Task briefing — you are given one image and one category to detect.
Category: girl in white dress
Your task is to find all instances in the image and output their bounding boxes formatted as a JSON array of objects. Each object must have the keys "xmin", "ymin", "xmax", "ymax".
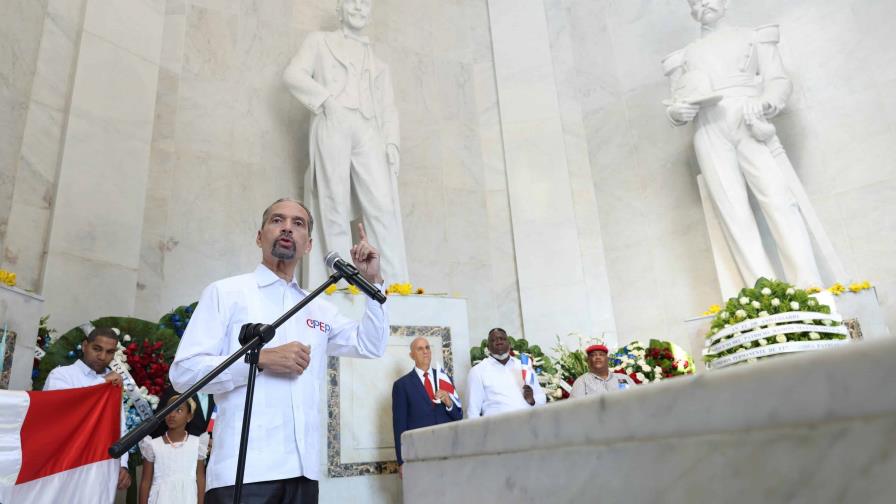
[{"xmin": 138, "ymin": 395, "xmax": 209, "ymax": 504}]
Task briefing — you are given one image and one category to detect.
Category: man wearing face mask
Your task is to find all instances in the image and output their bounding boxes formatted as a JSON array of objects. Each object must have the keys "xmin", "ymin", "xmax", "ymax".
[
  {"xmin": 466, "ymin": 328, "xmax": 546, "ymax": 418},
  {"xmin": 283, "ymin": 0, "xmax": 409, "ymax": 285}
]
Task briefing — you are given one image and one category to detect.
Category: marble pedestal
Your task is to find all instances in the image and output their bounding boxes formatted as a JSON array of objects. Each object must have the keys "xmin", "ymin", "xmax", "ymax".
[
  {"xmin": 318, "ymin": 294, "xmax": 469, "ymax": 504},
  {"xmin": 0, "ymin": 284, "xmax": 44, "ymax": 390},
  {"xmin": 402, "ymin": 337, "xmax": 896, "ymax": 504}
]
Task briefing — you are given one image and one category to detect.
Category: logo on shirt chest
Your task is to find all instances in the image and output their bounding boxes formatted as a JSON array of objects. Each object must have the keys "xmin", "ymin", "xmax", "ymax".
[{"xmin": 306, "ymin": 319, "xmax": 331, "ymax": 333}]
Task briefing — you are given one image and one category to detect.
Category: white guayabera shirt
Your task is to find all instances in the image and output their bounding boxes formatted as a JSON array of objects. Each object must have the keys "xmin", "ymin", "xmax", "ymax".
[{"xmin": 170, "ymin": 264, "xmax": 388, "ymax": 490}]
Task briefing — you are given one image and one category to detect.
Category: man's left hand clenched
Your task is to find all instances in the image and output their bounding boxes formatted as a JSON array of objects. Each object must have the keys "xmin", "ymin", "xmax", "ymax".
[{"xmin": 350, "ymin": 222, "xmax": 384, "ymax": 285}]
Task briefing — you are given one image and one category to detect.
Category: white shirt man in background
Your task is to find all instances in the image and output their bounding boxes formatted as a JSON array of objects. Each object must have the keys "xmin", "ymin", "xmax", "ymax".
[
  {"xmin": 44, "ymin": 327, "xmax": 131, "ymax": 500},
  {"xmin": 466, "ymin": 328, "xmax": 546, "ymax": 417}
]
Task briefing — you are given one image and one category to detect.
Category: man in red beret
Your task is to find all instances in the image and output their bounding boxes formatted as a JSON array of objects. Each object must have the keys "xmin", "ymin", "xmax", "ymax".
[{"xmin": 569, "ymin": 344, "xmax": 636, "ymax": 398}]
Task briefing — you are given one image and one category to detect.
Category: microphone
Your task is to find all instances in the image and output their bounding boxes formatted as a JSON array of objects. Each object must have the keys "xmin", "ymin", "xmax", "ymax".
[{"xmin": 325, "ymin": 251, "xmax": 387, "ymax": 304}]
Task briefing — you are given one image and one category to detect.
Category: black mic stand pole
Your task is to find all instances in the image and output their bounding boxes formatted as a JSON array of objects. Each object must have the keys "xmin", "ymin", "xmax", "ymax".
[{"xmin": 109, "ymin": 272, "xmax": 345, "ymax": 504}]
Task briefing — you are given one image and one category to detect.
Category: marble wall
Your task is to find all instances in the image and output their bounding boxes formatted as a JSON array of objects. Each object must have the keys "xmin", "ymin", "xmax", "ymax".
[
  {"xmin": 0, "ymin": 0, "xmax": 46, "ymax": 256},
  {"xmin": 488, "ymin": 0, "xmax": 617, "ymax": 352},
  {"xmin": 540, "ymin": 0, "xmax": 896, "ymax": 345}
]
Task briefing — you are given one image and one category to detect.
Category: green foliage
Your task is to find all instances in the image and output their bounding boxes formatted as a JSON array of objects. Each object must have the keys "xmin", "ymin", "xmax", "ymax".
[
  {"xmin": 551, "ymin": 337, "xmax": 589, "ymax": 384},
  {"xmin": 34, "ymin": 313, "xmax": 183, "ymax": 390}
]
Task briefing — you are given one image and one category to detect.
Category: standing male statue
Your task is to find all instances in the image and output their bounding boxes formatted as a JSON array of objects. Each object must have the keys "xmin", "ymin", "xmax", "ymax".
[
  {"xmin": 663, "ymin": 0, "xmax": 834, "ymax": 289},
  {"xmin": 284, "ymin": 0, "xmax": 409, "ymax": 284}
]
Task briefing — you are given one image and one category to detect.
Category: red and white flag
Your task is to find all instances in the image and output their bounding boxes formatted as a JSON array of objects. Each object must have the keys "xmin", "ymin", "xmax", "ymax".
[
  {"xmin": 0, "ymin": 383, "xmax": 121, "ymax": 504},
  {"xmin": 207, "ymin": 405, "xmax": 218, "ymax": 433},
  {"xmin": 435, "ymin": 368, "xmax": 461, "ymax": 408}
]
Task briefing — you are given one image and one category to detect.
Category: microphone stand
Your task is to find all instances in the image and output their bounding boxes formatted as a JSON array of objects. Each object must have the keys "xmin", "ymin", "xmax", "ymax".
[{"xmin": 110, "ymin": 271, "xmax": 346, "ymax": 504}]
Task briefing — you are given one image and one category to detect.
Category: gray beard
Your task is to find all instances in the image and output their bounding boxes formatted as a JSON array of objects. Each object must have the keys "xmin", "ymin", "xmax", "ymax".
[{"xmin": 272, "ymin": 244, "xmax": 296, "ymax": 260}]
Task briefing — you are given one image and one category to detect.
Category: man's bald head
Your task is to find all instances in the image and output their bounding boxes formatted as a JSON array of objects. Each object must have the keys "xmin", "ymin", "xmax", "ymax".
[{"xmin": 409, "ymin": 337, "xmax": 432, "ymax": 370}]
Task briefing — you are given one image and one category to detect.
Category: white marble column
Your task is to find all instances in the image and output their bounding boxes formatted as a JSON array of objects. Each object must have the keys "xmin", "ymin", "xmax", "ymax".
[
  {"xmin": 41, "ymin": 0, "xmax": 165, "ymax": 332},
  {"xmin": 488, "ymin": 0, "xmax": 615, "ymax": 348}
]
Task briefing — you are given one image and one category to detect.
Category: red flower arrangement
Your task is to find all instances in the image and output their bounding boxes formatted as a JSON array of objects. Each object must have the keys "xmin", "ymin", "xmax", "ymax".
[
  {"xmin": 611, "ymin": 340, "xmax": 695, "ymax": 384},
  {"xmin": 124, "ymin": 340, "xmax": 170, "ymax": 397}
]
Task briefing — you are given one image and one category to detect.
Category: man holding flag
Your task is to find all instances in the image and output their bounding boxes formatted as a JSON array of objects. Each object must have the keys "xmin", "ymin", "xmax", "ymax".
[
  {"xmin": 391, "ymin": 337, "xmax": 462, "ymax": 477},
  {"xmin": 466, "ymin": 328, "xmax": 546, "ymax": 418}
]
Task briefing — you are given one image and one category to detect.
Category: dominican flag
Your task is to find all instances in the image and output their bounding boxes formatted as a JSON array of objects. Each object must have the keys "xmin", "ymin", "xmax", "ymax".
[
  {"xmin": 519, "ymin": 354, "xmax": 537, "ymax": 387},
  {"xmin": 207, "ymin": 405, "xmax": 218, "ymax": 433},
  {"xmin": 434, "ymin": 368, "xmax": 461, "ymax": 408},
  {"xmin": 0, "ymin": 383, "xmax": 121, "ymax": 504}
]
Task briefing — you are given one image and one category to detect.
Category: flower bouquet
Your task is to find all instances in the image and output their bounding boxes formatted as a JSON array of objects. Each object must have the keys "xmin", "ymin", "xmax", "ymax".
[
  {"xmin": 703, "ymin": 277, "xmax": 850, "ymax": 369},
  {"xmin": 610, "ymin": 340, "xmax": 695, "ymax": 384}
]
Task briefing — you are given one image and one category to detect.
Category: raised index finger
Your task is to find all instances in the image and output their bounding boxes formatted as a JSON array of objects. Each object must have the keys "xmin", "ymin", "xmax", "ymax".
[{"xmin": 357, "ymin": 222, "xmax": 368, "ymax": 243}]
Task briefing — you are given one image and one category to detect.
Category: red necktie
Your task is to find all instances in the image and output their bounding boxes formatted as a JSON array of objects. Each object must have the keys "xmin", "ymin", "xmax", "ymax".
[{"xmin": 423, "ymin": 371, "xmax": 435, "ymax": 402}]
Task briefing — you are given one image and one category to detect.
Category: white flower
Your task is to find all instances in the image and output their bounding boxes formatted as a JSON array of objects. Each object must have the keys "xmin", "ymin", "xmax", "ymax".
[
  {"xmin": 803, "ymin": 320, "xmax": 814, "ymax": 325},
  {"xmin": 733, "ymin": 332, "xmax": 742, "ymax": 338},
  {"xmin": 775, "ymin": 335, "xmax": 787, "ymax": 343},
  {"xmin": 735, "ymin": 309, "xmax": 747, "ymax": 319},
  {"xmin": 636, "ymin": 372, "xmax": 646, "ymax": 382},
  {"xmin": 807, "ymin": 300, "xmax": 817, "ymax": 307},
  {"xmin": 653, "ymin": 366, "xmax": 663, "ymax": 375},
  {"xmin": 736, "ymin": 348, "xmax": 745, "ymax": 353},
  {"xmin": 739, "ymin": 296, "xmax": 750, "ymax": 305},
  {"xmin": 758, "ymin": 311, "xmax": 770, "ymax": 318},
  {"xmin": 123, "ymin": 334, "xmax": 131, "ymax": 342},
  {"xmin": 641, "ymin": 364, "xmax": 651, "ymax": 372},
  {"xmin": 768, "ymin": 322, "xmax": 777, "ymax": 328},
  {"xmin": 809, "ymin": 332, "xmax": 821, "ymax": 340},
  {"xmin": 626, "ymin": 367, "xmax": 634, "ymax": 374},
  {"xmin": 711, "ymin": 327, "xmax": 719, "ymax": 334},
  {"xmin": 637, "ymin": 359, "xmax": 647, "ymax": 367},
  {"xmin": 111, "ymin": 328, "xmax": 121, "ymax": 336},
  {"xmin": 761, "ymin": 287, "xmax": 772, "ymax": 296},
  {"xmin": 724, "ymin": 324, "xmax": 731, "ymax": 328},
  {"xmin": 822, "ymin": 319, "xmax": 833, "ymax": 326},
  {"xmin": 790, "ymin": 301, "xmax": 800, "ymax": 310},
  {"xmin": 771, "ymin": 298, "xmax": 781, "ymax": 307},
  {"xmin": 751, "ymin": 301, "xmax": 761, "ymax": 309},
  {"xmin": 758, "ymin": 338, "xmax": 768, "ymax": 346},
  {"xmin": 742, "ymin": 341, "xmax": 753, "ymax": 349},
  {"xmin": 786, "ymin": 288, "xmax": 795, "ymax": 295},
  {"xmin": 720, "ymin": 311, "xmax": 729, "ymax": 320}
]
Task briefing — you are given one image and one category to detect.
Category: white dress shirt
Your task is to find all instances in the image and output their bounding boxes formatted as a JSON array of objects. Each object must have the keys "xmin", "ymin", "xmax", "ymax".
[
  {"xmin": 44, "ymin": 359, "xmax": 129, "ymax": 469},
  {"xmin": 414, "ymin": 367, "xmax": 453, "ymax": 411},
  {"xmin": 466, "ymin": 356, "xmax": 546, "ymax": 417},
  {"xmin": 169, "ymin": 264, "xmax": 388, "ymax": 489}
]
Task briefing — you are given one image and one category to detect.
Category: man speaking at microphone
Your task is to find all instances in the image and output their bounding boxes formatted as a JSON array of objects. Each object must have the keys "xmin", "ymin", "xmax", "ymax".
[{"xmin": 170, "ymin": 197, "xmax": 389, "ymax": 504}]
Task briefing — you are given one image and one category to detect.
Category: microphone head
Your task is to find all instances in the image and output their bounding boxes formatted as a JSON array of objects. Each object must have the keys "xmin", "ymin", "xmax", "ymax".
[{"xmin": 324, "ymin": 251, "xmax": 341, "ymax": 269}]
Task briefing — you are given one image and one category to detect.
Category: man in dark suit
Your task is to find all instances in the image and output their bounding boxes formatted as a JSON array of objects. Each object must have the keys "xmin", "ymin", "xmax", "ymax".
[{"xmin": 392, "ymin": 337, "xmax": 462, "ymax": 477}]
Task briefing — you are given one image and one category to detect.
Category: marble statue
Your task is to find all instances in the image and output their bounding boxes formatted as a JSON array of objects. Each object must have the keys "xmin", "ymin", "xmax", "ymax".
[
  {"xmin": 662, "ymin": 0, "xmax": 846, "ymax": 290},
  {"xmin": 283, "ymin": 0, "xmax": 409, "ymax": 284}
]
